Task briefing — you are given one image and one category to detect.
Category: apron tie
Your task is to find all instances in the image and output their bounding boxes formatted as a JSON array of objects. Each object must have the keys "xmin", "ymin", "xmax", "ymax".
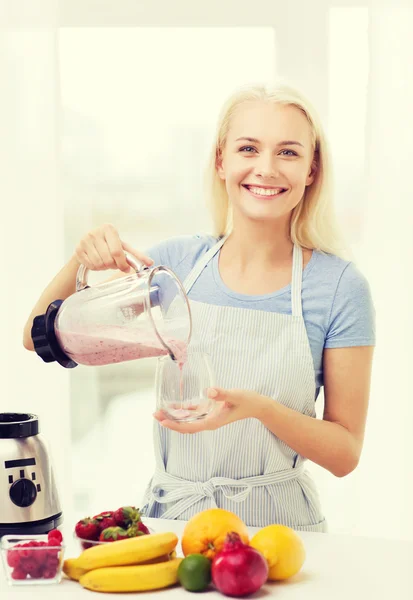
[{"xmin": 146, "ymin": 463, "xmax": 305, "ymax": 520}]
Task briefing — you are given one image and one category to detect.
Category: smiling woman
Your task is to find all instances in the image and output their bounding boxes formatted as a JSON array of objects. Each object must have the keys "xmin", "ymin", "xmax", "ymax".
[
  {"xmin": 142, "ymin": 83, "xmax": 375, "ymax": 529},
  {"xmin": 23, "ymin": 81, "xmax": 375, "ymax": 533}
]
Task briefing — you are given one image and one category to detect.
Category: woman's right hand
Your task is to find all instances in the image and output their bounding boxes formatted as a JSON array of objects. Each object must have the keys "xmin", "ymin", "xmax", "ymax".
[{"xmin": 74, "ymin": 223, "xmax": 154, "ymax": 273}]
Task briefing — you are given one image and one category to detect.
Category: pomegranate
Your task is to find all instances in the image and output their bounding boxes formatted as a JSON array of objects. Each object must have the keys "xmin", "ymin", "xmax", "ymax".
[{"xmin": 211, "ymin": 532, "xmax": 268, "ymax": 597}]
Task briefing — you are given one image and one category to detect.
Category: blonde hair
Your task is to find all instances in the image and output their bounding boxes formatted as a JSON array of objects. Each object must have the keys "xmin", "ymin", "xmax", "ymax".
[{"xmin": 205, "ymin": 83, "xmax": 348, "ymax": 259}]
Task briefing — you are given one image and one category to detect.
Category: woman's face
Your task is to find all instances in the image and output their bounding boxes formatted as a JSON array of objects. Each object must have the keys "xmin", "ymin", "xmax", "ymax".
[{"xmin": 217, "ymin": 101, "xmax": 316, "ymax": 226}]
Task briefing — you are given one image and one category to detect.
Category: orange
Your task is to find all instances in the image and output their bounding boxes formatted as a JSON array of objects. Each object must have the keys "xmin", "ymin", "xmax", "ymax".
[
  {"xmin": 250, "ymin": 524, "xmax": 305, "ymax": 580},
  {"xmin": 181, "ymin": 509, "xmax": 249, "ymax": 560}
]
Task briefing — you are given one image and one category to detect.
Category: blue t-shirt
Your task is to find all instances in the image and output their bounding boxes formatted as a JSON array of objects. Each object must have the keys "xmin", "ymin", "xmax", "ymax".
[{"xmin": 147, "ymin": 234, "xmax": 376, "ymax": 398}]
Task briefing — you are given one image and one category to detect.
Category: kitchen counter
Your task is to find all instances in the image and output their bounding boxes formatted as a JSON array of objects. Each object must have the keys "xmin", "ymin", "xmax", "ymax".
[{"xmin": 1, "ymin": 518, "xmax": 412, "ymax": 599}]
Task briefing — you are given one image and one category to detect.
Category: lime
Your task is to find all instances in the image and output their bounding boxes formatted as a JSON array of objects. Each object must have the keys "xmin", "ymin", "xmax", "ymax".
[{"xmin": 178, "ymin": 553, "xmax": 212, "ymax": 592}]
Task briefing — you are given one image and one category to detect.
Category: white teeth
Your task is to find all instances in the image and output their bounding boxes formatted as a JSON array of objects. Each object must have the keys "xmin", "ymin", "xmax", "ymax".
[{"xmin": 247, "ymin": 186, "xmax": 285, "ymax": 196}]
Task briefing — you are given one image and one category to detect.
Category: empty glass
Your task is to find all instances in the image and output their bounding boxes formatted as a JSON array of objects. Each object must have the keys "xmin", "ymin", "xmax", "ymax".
[{"xmin": 156, "ymin": 349, "xmax": 215, "ymax": 422}]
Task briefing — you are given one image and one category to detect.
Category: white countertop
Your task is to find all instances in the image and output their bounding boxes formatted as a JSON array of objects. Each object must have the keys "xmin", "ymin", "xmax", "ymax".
[{"xmin": 1, "ymin": 518, "xmax": 412, "ymax": 599}]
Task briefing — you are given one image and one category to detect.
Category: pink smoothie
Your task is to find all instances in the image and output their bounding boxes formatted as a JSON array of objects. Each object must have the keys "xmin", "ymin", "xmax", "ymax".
[{"xmin": 56, "ymin": 325, "xmax": 187, "ymax": 367}]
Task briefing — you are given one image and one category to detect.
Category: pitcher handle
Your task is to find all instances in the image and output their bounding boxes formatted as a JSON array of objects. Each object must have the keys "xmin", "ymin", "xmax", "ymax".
[{"xmin": 76, "ymin": 251, "xmax": 145, "ymax": 292}]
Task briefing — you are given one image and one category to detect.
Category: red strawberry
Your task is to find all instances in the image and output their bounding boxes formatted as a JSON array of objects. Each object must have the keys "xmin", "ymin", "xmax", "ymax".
[
  {"xmin": 48, "ymin": 529, "xmax": 63, "ymax": 545},
  {"xmin": 75, "ymin": 517, "xmax": 100, "ymax": 541},
  {"xmin": 93, "ymin": 511, "xmax": 115, "ymax": 520},
  {"xmin": 126, "ymin": 521, "xmax": 149, "ymax": 538},
  {"xmin": 99, "ymin": 527, "xmax": 129, "ymax": 542},
  {"xmin": 93, "ymin": 511, "xmax": 117, "ymax": 532},
  {"xmin": 113, "ymin": 506, "xmax": 141, "ymax": 528},
  {"xmin": 137, "ymin": 521, "xmax": 150, "ymax": 535}
]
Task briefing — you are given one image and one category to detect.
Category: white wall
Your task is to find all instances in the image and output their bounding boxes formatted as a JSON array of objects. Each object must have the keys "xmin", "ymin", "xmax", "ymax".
[
  {"xmin": 356, "ymin": 4, "xmax": 413, "ymax": 542},
  {"xmin": 0, "ymin": 24, "xmax": 74, "ymax": 523}
]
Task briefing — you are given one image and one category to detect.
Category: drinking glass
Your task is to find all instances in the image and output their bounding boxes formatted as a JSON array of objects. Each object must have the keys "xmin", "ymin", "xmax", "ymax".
[{"xmin": 155, "ymin": 349, "xmax": 215, "ymax": 422}]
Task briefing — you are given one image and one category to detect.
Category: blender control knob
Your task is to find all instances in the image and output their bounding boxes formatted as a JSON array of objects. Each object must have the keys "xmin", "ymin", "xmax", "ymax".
[{"xmin": 9, "ymin": 479, "xmax": 37, "ymax": 507}]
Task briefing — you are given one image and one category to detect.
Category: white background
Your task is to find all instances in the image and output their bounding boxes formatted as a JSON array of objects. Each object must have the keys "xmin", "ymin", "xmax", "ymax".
[{"xmin": 1, "ymin": 0, "xmax": 412, "ymax": 542}]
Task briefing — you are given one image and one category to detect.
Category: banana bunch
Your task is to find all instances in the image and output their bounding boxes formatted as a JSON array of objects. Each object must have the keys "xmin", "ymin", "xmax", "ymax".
[{"xmin": 63, "ymin": 532, "xmax": 181, "ymax": 593}]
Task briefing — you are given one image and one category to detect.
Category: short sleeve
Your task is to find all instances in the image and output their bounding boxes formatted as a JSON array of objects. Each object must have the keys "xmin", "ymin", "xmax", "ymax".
[
  {"xmin": 145, "ymin": 234, "xmax": 216, "ymax": 273},
  {"xmin": 324, "ymin": 262, "xmax": 376, "ymax": 348},
  {"xmin": 145, "ymin": 238, "xmax": 176, "ymax": 269}
]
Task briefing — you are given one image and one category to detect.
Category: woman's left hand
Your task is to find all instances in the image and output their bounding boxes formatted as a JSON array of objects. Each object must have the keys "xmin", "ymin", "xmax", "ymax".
[{"xmin": 153, "ymin": 388, "xmax": 271, "ymax": 433}]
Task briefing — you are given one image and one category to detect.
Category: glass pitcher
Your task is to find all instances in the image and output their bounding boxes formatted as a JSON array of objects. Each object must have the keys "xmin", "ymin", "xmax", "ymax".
[{"xmin": 31, "ymin": 253, "xmax": 192, "ymax": 368}]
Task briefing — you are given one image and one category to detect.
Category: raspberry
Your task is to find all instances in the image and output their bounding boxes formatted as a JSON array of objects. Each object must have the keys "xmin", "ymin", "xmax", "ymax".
[
  {"xmin": 23, "ymin": 558, "xmax": 38, "ymax": 576},
  {"xmin": 47, "ymin": 529, "xmax": 63, "ymax": 545},
  {"xmin": 46, "ymin": 555, "xmax": 59, "ymax": 571},
  {"xmin": 11, "ymin": 567, "xmax": 27, "ymax": 580},
  {"xmin": 19, "ymin": 546, "xmax": 33, "ymax": 560},
  {"xmin": 36, "ymin": 545, "xmax": 49, "ymax": 564},
  {"xmin": 42, "ymin": 568, "xmax": 56, "ymax": 579},
  {"xmin": 30, "ymin": 566, "xmax": 45, "ymax": 579},
  {"xmin": 7, "ymin": 549, "xmax": 20, "ymax": 568}
]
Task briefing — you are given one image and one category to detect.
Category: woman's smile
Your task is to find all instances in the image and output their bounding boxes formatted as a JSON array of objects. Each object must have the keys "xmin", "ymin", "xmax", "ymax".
[{"xmin": 242, "ymin": 184, "xmax": 288, "ymax": 199}]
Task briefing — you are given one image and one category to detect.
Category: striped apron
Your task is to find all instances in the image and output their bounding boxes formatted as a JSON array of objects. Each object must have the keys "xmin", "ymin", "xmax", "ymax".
[{"xmin": 142, "ymin": 237, "xmax": 327, "ymax": 532}]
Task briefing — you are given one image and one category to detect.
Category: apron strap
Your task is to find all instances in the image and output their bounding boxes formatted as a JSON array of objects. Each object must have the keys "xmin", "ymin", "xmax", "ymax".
[
  {"xmin": 291, "ymin": 244, "xmax": 303, "ymax": 317},
  {"xmin": 183, "ymin": 236, "xmax": 228, "ymax": 294},
  {"xmin": 184, "ymin": 236, "xmax": 304, "ymax": 318}
]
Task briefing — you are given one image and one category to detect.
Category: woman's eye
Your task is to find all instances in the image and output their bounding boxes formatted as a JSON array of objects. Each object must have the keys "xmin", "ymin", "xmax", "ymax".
[
  {"xmin": 239, "ymin": 146, "xmax": 257, "ymax": 153},
  {"xmin": 279, "ymin": 149, "xmax": 298, "ymax": 156}
]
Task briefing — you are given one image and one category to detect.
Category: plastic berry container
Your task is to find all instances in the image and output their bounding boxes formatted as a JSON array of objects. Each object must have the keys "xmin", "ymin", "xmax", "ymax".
[{"xmin": 0, "ymin": 533, "xmax": 65, "ymax": 586}]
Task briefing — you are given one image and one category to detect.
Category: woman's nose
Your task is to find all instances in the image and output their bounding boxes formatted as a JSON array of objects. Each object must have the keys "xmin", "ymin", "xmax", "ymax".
[{"xmin": 255, "ymin": 154, "xmax": 279, "ymax": 179}]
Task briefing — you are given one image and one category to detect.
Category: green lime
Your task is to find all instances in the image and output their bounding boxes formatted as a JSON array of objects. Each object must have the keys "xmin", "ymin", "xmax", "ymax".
[{"xmin": 178, "ymin": 553, "xmax": 212, "ymax": 592}]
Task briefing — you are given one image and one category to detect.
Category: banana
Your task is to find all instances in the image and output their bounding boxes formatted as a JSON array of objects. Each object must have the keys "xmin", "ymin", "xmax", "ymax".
[
  {"xmin": 75, "ymin": 532, "xmax": 178, "ymax": 571},
  {"xmin": 140, "ymin": 550, "xmax": 177, "ymax": 565},
  {"xmin": 63, "ymin": 549, "xmax": 177, "ymax": 581},
  {"xmin": 63, "ymin": 558, "xmax": 88, "ymax": 581},
  {"xmin": 79, "ymin": 557, "xmax": 183, "ymax": 593}
]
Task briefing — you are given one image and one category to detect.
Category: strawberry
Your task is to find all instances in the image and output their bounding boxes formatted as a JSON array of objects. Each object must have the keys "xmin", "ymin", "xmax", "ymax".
[
  {"xmin": 126, "ymin": 521, "xmax": 149, "ymax": 538},
  {"xmin": 99, "ymin": 527, "xmax": 129, "ymax": 542},
  {"xmin": 75, "ymin": 517, "xmax": 100, "ymax": 541},
  {"xmin": 93, "ymin": 511, "xmax": 117, "ymax": 532},
  {"xmin": 137, "ymin": 521, "xmax": 150, "ymax": 535},
  {"xmin": 113, "ymin": 506, "xmax": 141, "ymax": 528}
]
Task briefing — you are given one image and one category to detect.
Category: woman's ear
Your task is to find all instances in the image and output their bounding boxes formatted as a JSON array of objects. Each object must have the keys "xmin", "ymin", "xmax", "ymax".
[
  {"xmin": 306, "ymin": 152, "xmax": 318, "ymax": 186},
  {"xmin": 216, "ymin": 149, "xmax": 226, "ymax": 180}
]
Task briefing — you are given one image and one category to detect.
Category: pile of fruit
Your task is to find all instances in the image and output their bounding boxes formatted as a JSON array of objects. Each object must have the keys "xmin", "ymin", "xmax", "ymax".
[
  {"xmin": 6, "ymin": 529, "xmax": 63, "ymax": 581},
  {"xmin": 63, "ymin": 531, "xmax": 180, "ymax": 592},
  {"xmin": 178, "ymin": 509, "xmax": 306, "ymax": 596},
  {"xmin": 75, "ymin": 506, "xmax": 150, "ymax": 548},
  {"xmin": 64, "ymin": 508, "xmax": 306, "ymax": 596}
]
